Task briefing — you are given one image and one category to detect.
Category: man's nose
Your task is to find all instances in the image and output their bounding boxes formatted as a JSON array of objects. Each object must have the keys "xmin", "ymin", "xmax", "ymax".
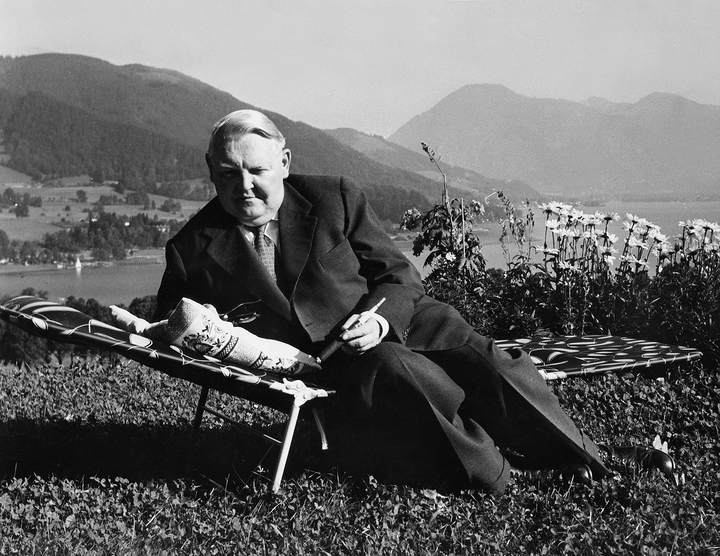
[{"xmin": 237, "ymin": 171, "xmax": 254, "ymax": 191}]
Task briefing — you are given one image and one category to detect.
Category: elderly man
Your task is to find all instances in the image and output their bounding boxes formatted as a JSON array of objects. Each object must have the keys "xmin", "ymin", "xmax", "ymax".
[{"xmin": 155, "ymin": 109, "xmax": 659, "ymax": 493}]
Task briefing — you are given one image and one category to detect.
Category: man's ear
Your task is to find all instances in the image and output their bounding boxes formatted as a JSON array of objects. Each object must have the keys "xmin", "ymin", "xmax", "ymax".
[
  {"xmin": 205, "ymin": 152, "xmax": 214, "ymax": 182},
  {"xmin": 281, "ymin": 148, "xmax": 291, "ymax": 178}
]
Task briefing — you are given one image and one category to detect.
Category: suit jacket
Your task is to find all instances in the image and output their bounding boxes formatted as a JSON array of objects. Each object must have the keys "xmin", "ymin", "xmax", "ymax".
[{"xmin": 155, "ymin": 175, "xmax": 473, "ymax": 355}]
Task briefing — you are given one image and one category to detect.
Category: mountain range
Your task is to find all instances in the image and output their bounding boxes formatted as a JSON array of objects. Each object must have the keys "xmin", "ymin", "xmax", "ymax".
[
  {"xmin": 2, "ymin": 53, "xmax": 717, "ymax": 213},
  {"xmin": 0, "ymin": 54, "xmax": 437, "ymax": 222},
  {"xmin": 389, "ymin": 84, "xmax": 720, "ymax": 199},
  {"xmin": 323, "ymin": 128, "xmax": 540, "ymax": 202}
]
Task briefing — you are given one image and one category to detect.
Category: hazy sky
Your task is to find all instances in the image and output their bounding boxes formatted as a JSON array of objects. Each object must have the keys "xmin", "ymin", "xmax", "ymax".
[{"xmin": 2, "ymin": 0, "xmax": 719, "ymax": 136}]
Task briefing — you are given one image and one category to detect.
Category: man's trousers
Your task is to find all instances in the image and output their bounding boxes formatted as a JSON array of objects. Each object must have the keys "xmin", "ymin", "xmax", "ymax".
[{"xmin": 325, "ymin": 332, "xmax": 609, "ymax": 493}]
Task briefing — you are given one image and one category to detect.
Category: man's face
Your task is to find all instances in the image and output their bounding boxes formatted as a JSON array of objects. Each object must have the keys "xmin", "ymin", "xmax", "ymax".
[{"xmin": 206, "ymin": 133, "xmax": 290, "ymax": 227}]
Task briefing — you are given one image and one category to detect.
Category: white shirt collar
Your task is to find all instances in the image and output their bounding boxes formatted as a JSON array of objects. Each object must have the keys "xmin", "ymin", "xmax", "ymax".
[{"xmin": 241, "ymin": 218, "xmax": 279, "ymax": 250}]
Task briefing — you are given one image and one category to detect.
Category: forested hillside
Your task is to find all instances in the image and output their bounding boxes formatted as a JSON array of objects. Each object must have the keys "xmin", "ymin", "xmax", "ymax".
[
  {"xmin": 0, "ymin": 90, "xmax": 206, "ymax": 185},
  {"xmin": 0, "ymin": 54, "xmax": 435, "ymax": 222}
]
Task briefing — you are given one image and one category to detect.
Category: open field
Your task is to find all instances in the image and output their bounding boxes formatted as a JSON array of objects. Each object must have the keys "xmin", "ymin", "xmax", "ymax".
[
  {"xmin": 0, "ymin": 164, "xmax": 32, "ymax": 185},
  {"xmin": 1, "ymin": 357, "xmax": 718, "ymax": 554},
  {"xmin": 0, "ymin": 183, "xmax": 207, "ymax": 242}
]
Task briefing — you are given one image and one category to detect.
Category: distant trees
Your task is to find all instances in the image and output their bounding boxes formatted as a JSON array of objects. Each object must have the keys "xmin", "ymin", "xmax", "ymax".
[
  {"xmin": 125, "ymin": 190, "xmax": 151, "ymax": 207},
  {"xmin": 0, "ymin": 230, "xmax": 10, "ymax": 260},
  {"xmin": 14, "ymin": 204, "xmax": 29, "ymax": 217},
  {"xmin": 1, "ymin": 188, "xmax": 15, "ymax": 206},
  {"xmin": 41, "ymin": 212, "xmax": 186, "ymax": 261},
  {"xmin": 1, "ymin": 187, "xmax": 42, "ymax": 212},
  {"xmin": 128, "ymin": 295, "xmax": 157, "ymax": 321},
  {"xmin": 363, "ymin": 182, "xmax": 430, "ymax": 223},
  {"xmin": 0, "ymin": 212, "xmax": 185, "ymax": 264},
  {"xmin": 76, "ymin": 189, "xmax": 88, "ymax": 203},
  {"xmin": 0, "ymin": 90, "xmax": 207, "ymax": 184},
  {"xmin": 0, "ymin": 288, "xmax": 51, "ymax": 364},
  {"xmin": 95, "ymin": 194, "xmax": 123, "ymax": 207},
  {"xmin": 0, "ymin": 187, "xmax": 41, "ymax": 217},
  {"xmin": 65, "ymin": 296, "xmax": 113, "ymax": 323},
  {"xmin": 159, "ymin": 198, "xmax": 182, "ymax": 213}
]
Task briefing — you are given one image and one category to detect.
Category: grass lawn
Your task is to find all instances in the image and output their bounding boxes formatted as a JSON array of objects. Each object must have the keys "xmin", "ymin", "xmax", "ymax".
[{"xmin": 1, "ymin": 357, "xmax": 718, "ymax": 555}]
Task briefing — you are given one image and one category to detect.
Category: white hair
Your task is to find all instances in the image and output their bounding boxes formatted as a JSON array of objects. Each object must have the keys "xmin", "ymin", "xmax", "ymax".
[{"xmin": 207, "ymin": 109, "xmax": 286, "ymax": 155}]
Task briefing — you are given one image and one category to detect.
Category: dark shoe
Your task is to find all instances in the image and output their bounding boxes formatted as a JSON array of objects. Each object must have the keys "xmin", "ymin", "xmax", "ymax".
[
  {"xmin": 600, "ymin": 445, "xmax": 675, "ymax": 480},
  {"xmin": 554, "ymin": 463, "xmax": 593, "ymax": 486}
]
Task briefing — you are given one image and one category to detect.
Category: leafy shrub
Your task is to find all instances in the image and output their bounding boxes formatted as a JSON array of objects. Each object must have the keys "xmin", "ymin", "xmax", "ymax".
[
  {"xmin": 403, "ymin": 145, "xmax": 720, "ymax": 361},
  {"xmin": 0, "ymin": 292, "xmax": 158, "ymax": 365},
  {"xmin": 0, "ymin": 288, "xmax": 50, "ymax": 364},
  {"xmin": 644, "ymin": 220, "xmax": 720, "ymax": 358},
  {"xmin": 128, "ymin": 295, "xmax": 158, "ymax": 321}
]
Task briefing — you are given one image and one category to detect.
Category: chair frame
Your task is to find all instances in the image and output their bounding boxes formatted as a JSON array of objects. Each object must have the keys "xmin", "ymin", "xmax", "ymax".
[
  {"xmin": 0, "ymin": 296, "xmax": 333, "ymax": 493},
  {"xmin": 1, "ymin": 296, "xmax": 702, "ymax": 492},
  {"xmin": 189, "ymin": 380, "xmax": 330, "ymax": 493}
]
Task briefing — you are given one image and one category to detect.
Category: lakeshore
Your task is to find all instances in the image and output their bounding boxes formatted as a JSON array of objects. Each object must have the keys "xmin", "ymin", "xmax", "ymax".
[
  {"xmin": 0, "ymin": 249, "xmax": 166, "ymax": 305},
  {"xmin": 2, "ymin": 198, "xmax": 719, "ymax": 305}
]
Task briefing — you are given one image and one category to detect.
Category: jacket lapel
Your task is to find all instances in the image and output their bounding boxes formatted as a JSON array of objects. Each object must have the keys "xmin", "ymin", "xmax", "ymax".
[
  {"xmin": 204, "ymin": 222, "xmax": 292, "ymax": 321},
  {"xmin": 201, "ymin": 182, "xmax": 316, "ymax": 321},
  {"xmin": 278, "ymin": 183, "xmax": 317, "ymax": 296}
]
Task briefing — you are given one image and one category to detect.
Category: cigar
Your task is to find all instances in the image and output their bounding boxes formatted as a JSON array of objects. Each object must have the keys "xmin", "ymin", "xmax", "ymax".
[{"xmin": 319, "ymin": 298, "xmax": 386, "ymax": 362}]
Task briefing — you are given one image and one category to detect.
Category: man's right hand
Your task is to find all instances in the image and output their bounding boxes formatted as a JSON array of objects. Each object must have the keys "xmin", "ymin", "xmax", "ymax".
[{"xmin": 340, "ymin": 312, "xmax": 384, "ymax": 354}]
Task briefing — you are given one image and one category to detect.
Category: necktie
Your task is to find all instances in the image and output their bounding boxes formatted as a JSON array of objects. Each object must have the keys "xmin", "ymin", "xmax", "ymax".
[{"xmin": 252, "ymin": 224, "xmax": 276, "ymax": 282}]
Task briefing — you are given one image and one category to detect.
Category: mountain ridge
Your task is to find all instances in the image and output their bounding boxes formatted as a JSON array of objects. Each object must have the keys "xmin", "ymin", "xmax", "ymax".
[
  {"xmin": 0, "ymin": 53, "xmax": 437, "ymax": 221},
  {"xmin": 389, "ymin": 83, "xmax": 720, "ymax": 198},
  {"xmin": 324, "ymin": 127, "xmax": 543, "ymax": 202}
]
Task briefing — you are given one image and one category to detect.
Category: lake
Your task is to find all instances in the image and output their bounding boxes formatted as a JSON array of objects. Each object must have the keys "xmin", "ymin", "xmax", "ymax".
[
  {"xmin": 577, "ymin": 199, "xmax": 720, "ymax": 237},
  {"xmin": 1, "ymin": 199, "xmax": 718, "ymax": 306},
  {"xmin": 0, "ymin": 260, "xmax": 167, "ymax": 306}
]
